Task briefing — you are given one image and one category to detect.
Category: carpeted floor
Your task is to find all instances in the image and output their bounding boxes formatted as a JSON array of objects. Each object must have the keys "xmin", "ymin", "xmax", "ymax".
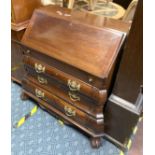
[{"xmin": 11, "ymin": 82, "xmax": 121, "ymax": 155}]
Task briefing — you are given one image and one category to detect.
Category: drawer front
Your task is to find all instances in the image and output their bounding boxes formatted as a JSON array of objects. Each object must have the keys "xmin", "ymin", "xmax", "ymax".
[
  {"xmin": 25, "ymin": 71, "xmax": 104, "ymax": 119},
  {"xmin": 23, "ymin": 55, "xmax": 107, "ymax": 106},
  {"xmin": 21, "ymin": 46, "xmax": 106, "ymax": 89},
  {"xmin": 22, "ymin": 79, "xmax": 104, "ymax": 133}
]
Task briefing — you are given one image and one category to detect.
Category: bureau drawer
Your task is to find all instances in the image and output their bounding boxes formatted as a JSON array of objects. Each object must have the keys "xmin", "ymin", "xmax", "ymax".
[
  {"xmin": 23, "ymin": 55, "xmax": 107, "ymax": 105},
  {"xmin": 22, "ymin": 79, "xmax": 104, "ymax": 134},
  {"xmin": 25, "ymin": 71, "xmax": 104, "ymax": 119},
  {"xmin": 22, "ymin": 46, "xmax": 106, "ymax": 89}
]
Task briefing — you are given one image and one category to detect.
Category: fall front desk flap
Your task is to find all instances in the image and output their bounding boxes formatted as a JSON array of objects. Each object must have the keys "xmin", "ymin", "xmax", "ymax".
[{"xmin": 22, "ymin": 5, "xmax": 127, "ymax": 80}]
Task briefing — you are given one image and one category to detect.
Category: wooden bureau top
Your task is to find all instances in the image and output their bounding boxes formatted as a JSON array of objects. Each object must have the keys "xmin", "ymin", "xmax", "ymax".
[{"xmin": 22, "ymin": 5, "xmax": 128, "ymax": 79}]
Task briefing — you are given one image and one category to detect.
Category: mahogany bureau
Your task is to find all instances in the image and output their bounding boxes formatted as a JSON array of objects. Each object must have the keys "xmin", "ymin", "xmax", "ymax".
[{"xmin": 20, "ymin": 5, "xmax": 129, "ymax": 148}]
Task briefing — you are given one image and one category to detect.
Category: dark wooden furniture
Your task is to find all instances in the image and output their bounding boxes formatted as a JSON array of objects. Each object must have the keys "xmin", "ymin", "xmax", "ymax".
[
  {"xmin": 20, "ymin": 5, "xmax": 129, "ymax": 148},
  {"xmin": 11, "ymin": 30, "xmax": 25, "ymax": 84},
  {"xmin": 12, "ymin": 0, "xmax": 142, "ymax": 151},
  {"xmin": 104, "ymin": 0, "xmax": 143, "ymax": 150},
  {"xmin": 11, "ymin": 0, "xmax": 44, "ymax": 84}
]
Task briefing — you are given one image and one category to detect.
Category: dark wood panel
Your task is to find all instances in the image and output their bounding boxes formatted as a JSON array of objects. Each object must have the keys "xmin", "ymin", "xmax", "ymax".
[
  {"xmin": 11, "ymin": 30, "xmax": 26, "ymax": 84},
  {"xmin": 104, "ymin": 96, "xmax": 142, "ymax": 146},
  {"xmin": 26, "ymin": 71, "xmax": 104, "ymax": 118},
  {"xmin": 104, "ymin": 0, "xmax": 143, "ymax": 150},
  {"xmin": 11, "ymin": 40, "xmax": 25, "ymax": 84},
  {"xmin": 11, "ymin": 30, "xmax": 25, "ymax": 41},
  {"xmin": 23, "ymin": 55, "xmax": 107, "ymax": 104},
  {"xmin": 20, "ymin": 5, "xmax": 131, "ymax": 149},
  {"xmin": 113, "ymin": 0, "xmax": 143, "ymax": 103}
]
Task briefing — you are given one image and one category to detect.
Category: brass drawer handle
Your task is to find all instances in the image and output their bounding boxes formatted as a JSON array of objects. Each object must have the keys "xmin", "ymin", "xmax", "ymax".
[
  {"xmin": 35, "ymin": 63, "xmax": 45, "ymax": 73},
  {"xmin": 37, "ymin": 76, "xmax": 48, "ymax": 84},
  {"xmin": 35, "ymin": 89, "xmax": 45, "ymax": 99},
  {"xmin": 64, "ymin": 106, "xmax": 76, "ymax": 117},
  {"xmin": 68, "ymin": 91, "xmax": 80, "ymax": 102},
  {"xmin": 67, "ymin": 79, "xmax": 80, "ymax": 91}
]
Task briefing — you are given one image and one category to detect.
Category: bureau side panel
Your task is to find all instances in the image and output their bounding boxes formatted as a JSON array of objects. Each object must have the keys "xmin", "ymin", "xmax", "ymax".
[{"xmin": 11, "ymin": 40, "xmax": 25, "ymax": 84}]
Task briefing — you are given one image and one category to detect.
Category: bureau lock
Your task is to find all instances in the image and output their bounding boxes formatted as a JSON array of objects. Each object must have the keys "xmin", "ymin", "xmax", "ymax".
[
  {"xmin": 35, "ymin": 63, "xmax": 45, "ymax": 73},
  {"xmin": 67, "ymin": 79, "xmax": 80, "ymax": 91}
]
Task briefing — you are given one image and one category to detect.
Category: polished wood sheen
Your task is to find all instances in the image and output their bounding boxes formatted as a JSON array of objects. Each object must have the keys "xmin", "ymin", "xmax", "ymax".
[
  {"xmin": 11, "ymin": 2, "xmax": 130, "ymax": 85},
  {"xmin": 22, "ymin": 79, "xmax": 104, "ymax": 133},
  {"xmin": 23, "ymin": 55, "xmax": 107, "ymax": 105},
  {"xmin": 21, "ymin": 5, "xmax": 131, "ymax": 148},
  {"xmin": 11, "ymin": 0, "xmax": 43, "ymax": 31},
  {"xmin": 25, "ymin": 71, "xmax": 104, "ymax": 118},
  {"xmin": 22, "ymin": 6, "xmax": 126, "ymax": 79}
]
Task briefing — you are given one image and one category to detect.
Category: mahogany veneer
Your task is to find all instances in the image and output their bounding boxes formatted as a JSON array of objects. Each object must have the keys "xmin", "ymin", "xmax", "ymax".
[{"xmin": 21, "ymin": 5, "xmax": 129, "ymax": 148}]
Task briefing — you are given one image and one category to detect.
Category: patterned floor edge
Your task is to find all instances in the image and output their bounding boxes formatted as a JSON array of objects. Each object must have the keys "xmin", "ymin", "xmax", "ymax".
[{"xmin": 12, "ymin": 82, "xmax": 133, "ymax": 155}]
